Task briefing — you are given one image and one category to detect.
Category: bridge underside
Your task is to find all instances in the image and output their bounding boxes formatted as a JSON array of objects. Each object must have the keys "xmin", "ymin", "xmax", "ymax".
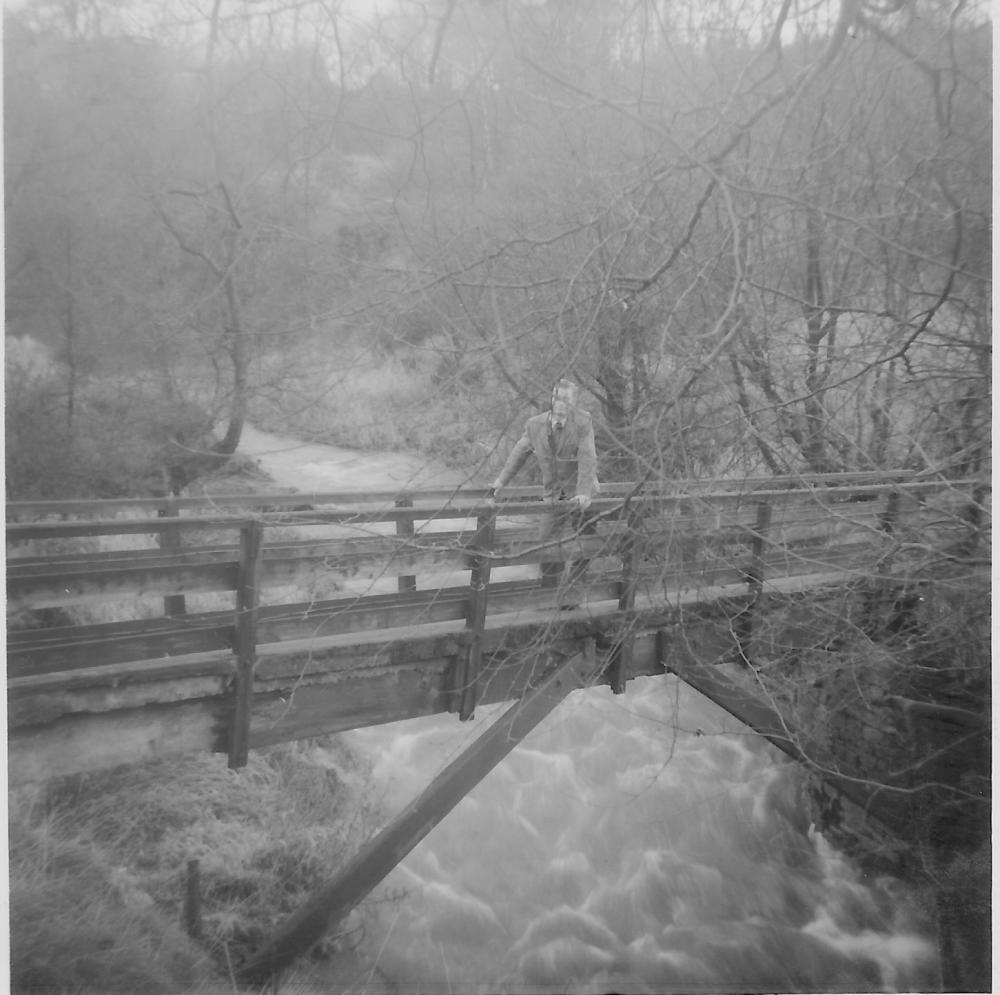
[{"xmin": 7, "ymin": 591, "xmax": 723, "ymax": 782}]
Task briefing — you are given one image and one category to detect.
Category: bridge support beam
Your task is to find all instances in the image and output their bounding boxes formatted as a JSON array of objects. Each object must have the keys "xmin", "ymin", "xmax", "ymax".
[
  {"xmin": 664, "ymin": 646, "xmax": 902, "ymax": 836},
  {"xmin": 238, "ymin": 639, "xmax": 602, "ymax": 986}
]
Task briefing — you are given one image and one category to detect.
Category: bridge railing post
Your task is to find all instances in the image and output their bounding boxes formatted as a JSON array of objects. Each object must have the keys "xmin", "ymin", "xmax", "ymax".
[
  {"xmin": 608, "ymin": 505, "xmax": 643, "ymax": 694},
  {"xmin": 395, "ymin": 495, "xmax": 417, "ymax": 592},
  {"xmin": 456, "ymin": 508, "xmax": 496, "ymax": 721},
  {"xmin": 158, "ymin": 495, "xmax": 186, "ymax": 618},
  {"xmin": 734, "ymin": 499, "xmax": 772, "ymax": 664},
  {"xmin": 230, "ymin": 518, "xmax": 264, "ymax": 769}
]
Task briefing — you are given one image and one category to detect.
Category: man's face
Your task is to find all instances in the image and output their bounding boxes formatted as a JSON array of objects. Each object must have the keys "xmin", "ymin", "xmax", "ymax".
[
  {"xmin": 550, "ymin": 380, "xmax": 577, "ymax": 429},
  {"xmin": 551, "ymin": 399, "xmax": 569, "ymax": 429}
]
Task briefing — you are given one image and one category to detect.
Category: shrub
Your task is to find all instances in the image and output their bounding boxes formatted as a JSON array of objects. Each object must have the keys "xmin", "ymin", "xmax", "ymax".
[
  {"xmin": 32, "ymin": 736, "xmax": 384, "ymax": 976},
  {"xmin": 5, "ymin": 361, "xmax": 218, "ymax": 500},
  {"xmin": 9, "ymin": 806, "xmax": 214, "ymax": 993}
]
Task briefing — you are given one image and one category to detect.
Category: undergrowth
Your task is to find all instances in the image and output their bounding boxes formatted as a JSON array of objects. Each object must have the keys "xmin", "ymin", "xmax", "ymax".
[{"xmin": 10, "ymin": 737, "xmax": 387, "ymax": 994}]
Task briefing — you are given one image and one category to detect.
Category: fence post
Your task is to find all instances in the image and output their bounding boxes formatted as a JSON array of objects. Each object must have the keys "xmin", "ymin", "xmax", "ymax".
[
  {"xmin": 230, "ymin": 519, "xmax": 263, "ymax": 769},
  {"xmin": 456, "ymin": 509, "xmax": 496, "ymax": 721},
  {"xmin": 158, "ymin": 495, "xmax": 186, "ymax": 617},
  {"xmin": 734, "ymin": 500, "xmax": 772, "ymax": 664},
  {"xmin": 608, "ymin": 506, "xmax": 642, "ymax": 694},
  {"xmin": 395, "ymin": 495, "xmax": 417, "ymax": 593}
]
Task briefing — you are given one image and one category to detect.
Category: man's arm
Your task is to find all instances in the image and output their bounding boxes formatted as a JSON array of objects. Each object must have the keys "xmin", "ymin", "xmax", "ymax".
[{"xmin": 492, "ymin": 424, "xmax": 534, "ymax": 493}]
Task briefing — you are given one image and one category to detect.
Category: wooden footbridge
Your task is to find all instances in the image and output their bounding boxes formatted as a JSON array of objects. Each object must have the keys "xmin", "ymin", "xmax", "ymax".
[{"xmin": 7, "ymin": 470, "xmax": 989, "ymax": 980}]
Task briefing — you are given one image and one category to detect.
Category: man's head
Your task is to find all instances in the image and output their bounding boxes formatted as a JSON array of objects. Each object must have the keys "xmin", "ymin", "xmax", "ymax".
[{"xmin": 550, "ymin": 379, "xmax": 578, "ymax": 429}]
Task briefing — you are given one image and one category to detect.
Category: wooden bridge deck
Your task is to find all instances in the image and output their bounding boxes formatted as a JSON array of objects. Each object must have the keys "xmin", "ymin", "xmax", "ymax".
[{"xmin": 7, "ymin": 472, "xmax": 989, "ymax": 789}]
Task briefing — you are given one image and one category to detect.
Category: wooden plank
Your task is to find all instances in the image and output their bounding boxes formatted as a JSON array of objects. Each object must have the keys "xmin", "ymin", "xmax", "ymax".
[
  {"xmin": 4, "ymin": 471, "xmax": 924, "ymax": 519},
  {"xmin": 7, "ymin": 545, "xmax": 231, "ymax": 573},
  {"xmin": 5, "ymin": 476, "xmax": 968, "ymax": 539},
  {"xmin": 6, "ymin": 531, "xmax": 474, "ymax": 582},
  {"xmin": 236, "ymin": 605, "xmax": 675, "ymax": 746},
  {"xmin": 6, "ymin": 521, "xmax": 622, "ymax": 616},
  {"xmin": 246, "ymin": 664, "xmax": 453, "ymax": 747},
  {"xmin": 7, "ymin": 515, "xmax": 250, "ymax": 541},
  {"xmin": 237, "ymin": 639, "xmax": 603, "ymax": 985},
  {"xmin": 7, "ymin": 560, "xmax": 240, "ymax": 607},
  {"xmin": 4, "ymin": 497, "xmax": 629, "ymax": 544},
  {"xmin": 490, "ymin": 530, "xmax": 624, "ymax": 567},
  {"xmin": 6, "ymin": 576, "xmax": 621, "ymax": 676},
  {"xmin": 7, "ymin": 620, "xmax": 235, "ymax": 676}
]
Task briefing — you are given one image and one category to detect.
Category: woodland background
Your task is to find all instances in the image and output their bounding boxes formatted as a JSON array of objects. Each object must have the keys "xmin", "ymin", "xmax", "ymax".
[{"xmin": 4, "ymin": 0, "xmax": 991, "ymax": 499}]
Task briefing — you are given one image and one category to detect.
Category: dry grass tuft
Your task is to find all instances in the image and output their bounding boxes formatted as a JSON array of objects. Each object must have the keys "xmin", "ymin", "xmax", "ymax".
[
  {"xmin": 11, "ymin": 736, "xmax": 384, "ymax": 993},
  {"xmin": 9, "ymin": 810, "xmax": 214, "ymax": 993}
]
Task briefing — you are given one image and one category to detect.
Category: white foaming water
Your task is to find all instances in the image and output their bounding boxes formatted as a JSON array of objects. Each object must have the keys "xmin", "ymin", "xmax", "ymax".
[{"xmin": 343, "ymin": 675, "xmax": 938, "ymax": 993}]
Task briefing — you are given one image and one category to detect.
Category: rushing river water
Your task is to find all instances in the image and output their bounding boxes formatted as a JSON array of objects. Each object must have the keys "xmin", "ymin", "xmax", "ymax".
[{"xmin": 341, "ymin": 676, "xmax": 938, "ymax": 994}]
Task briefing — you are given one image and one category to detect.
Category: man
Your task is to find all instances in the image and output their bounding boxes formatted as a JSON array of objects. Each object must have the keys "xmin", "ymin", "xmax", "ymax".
[{"xmin": 487, "ymin": 379, "xmax": 599, "ymax": 592}]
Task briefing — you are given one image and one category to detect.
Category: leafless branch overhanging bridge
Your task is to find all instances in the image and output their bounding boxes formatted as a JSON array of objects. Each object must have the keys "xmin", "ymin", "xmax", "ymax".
[{"xmin": 8, "ymin": 471, "xmax": 987, "ymax": 790}]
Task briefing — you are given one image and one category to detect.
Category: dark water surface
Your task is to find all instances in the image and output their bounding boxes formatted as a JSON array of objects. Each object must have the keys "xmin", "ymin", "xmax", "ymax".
[{"xmin": 339, "ymin": 675, "xmax": 937, "ymax": 994}]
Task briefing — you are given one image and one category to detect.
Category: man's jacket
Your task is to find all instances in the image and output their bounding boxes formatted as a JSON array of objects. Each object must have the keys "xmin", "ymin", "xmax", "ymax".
[{"xmin": 495, "ymin": 410, "xmax": 598, "ymax": 499}]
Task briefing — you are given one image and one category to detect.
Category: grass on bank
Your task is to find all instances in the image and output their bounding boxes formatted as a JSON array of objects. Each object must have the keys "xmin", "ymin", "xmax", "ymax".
[{"xmin": 10, "ymin": 737, "xmax": 387, "ymax": 994}]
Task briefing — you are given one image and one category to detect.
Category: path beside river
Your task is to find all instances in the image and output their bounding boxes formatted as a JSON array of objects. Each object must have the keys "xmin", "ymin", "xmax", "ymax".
[{"xmin": 236, "ymin": 423, "xmax": 468, "ymax": 494}]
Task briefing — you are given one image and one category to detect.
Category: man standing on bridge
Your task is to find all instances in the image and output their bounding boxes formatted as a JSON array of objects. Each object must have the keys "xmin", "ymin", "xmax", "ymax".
[{"xmin": 487, "ymin": 379, "xmax": 600, "ymax": 596}]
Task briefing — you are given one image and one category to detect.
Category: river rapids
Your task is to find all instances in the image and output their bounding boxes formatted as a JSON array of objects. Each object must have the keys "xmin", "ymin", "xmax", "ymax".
[{"xmin": 340, "ymin": 676, "xmax": 937, "ymax": 994}]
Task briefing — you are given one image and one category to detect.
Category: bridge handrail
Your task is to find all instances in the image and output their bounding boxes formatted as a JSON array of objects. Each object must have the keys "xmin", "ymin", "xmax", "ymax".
[
  {"xmin": 8, "ymin": 476, "xmax": 987, "ymax": 656},
  {"xmin": 7, "ymin": 471, "xmax": 990, "ymax": 779},
  {"xmin": 6, "ymin": 474, "xmax": 985, "ymax": 541},
  {"xmin": 4, "ymin": 468, "xmax": 937, "ymax": 518}
]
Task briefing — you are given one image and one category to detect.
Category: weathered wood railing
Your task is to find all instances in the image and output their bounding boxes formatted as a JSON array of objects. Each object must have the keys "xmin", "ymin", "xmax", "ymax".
[{"xmin": 6, "ymin": 472, "xmax": 988, "ymax": 785}]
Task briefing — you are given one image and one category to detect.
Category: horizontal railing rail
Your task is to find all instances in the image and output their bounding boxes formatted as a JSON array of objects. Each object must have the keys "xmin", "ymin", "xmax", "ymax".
[
  {"xmin": 4, "ymin": 469, "xmax": 927, "ymax": 519},
  {"xmin": 8, "ymin": 476, "xmax": 986, "ymax": 619}
]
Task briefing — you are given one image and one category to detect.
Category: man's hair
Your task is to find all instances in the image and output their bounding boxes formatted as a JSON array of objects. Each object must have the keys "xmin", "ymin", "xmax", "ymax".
[{"xmin": 551, "ymin": 379, "xmax": 579, "ymax": 408}]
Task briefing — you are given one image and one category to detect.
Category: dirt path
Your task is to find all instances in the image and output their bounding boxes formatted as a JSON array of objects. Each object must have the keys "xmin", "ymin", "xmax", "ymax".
[
  {"xmin": 236, "ymin": 423, "xmax": 468, "ymax": 494},
  {"xmin": 236, "ymin": 423, "xmax": 531, "ymax": 590}
]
